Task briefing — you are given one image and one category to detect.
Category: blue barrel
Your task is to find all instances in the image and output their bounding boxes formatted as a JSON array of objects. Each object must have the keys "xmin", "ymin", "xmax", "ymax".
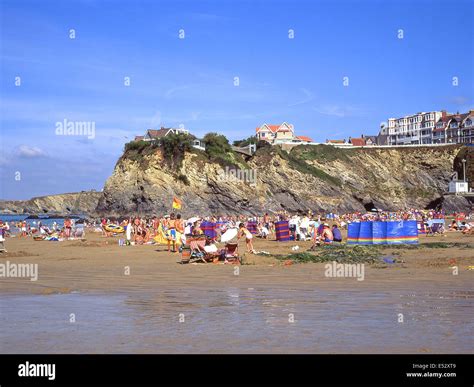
[
  {"xmin": 372, "ymin": 221, "xmax": 387, "ymax": 245},
  {"xmin": 347, "ymin": 222, "xmax": 360, "ymax": 245},
  {"xmin": 358, "ymin": 221, "xmax": 373, "ymax": 245}
]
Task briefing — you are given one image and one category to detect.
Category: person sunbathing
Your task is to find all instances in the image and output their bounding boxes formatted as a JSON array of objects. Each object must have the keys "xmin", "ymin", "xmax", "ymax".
[
  {"xmin": 462, "ymin": 222, "xmax": 473, "ymax": 235},
  {"xmin": 448, "ymin": 220, "xmax": 459, "ymax": 231}
]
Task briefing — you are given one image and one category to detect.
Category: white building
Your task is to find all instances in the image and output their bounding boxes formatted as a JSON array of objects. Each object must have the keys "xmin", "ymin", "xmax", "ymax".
[
  {"xmin": 448, "ymin": 181, "xmax": 469, "ymax": 194},
  {"xmin": 387, "ymin": 111, "xmax": 443, "ymax": 145}
]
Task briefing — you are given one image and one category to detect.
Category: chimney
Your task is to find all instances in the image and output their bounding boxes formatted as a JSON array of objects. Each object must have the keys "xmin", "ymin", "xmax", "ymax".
[
  {"xmin": 361, "ymin": 134, "xmax": 364, "ymax": 138},
  {"xmin": 441, "ymin": 110, "xmax": 447, "ymax": 118}
]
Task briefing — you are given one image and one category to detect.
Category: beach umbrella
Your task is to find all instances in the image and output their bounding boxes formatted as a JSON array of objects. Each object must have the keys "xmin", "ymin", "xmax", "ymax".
[
  {"xmin": 220, "ymin": 227, "xmax": 238, "ymax": 243},
  {"xmin": 187, "ymin": 217, "xmax": 200, "ymax": 224}
]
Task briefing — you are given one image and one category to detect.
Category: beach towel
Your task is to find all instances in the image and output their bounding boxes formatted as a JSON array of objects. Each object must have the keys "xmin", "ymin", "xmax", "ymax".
[{"xmin": 153, "ymin": 226, "xmax": 169, "ymax": 245}]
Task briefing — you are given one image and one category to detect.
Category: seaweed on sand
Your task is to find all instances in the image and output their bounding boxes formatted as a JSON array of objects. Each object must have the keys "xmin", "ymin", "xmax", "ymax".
[
  {"xmin": 258, "ymin": 245, "xmax": 381, "ymax": 264},
  {"xmin": 378, "ymin": 242, "xmax": 473, "ymax": 250},
  {"xmin": 255, "ymin": 241, "xmax": 474, "ymax": 265}
]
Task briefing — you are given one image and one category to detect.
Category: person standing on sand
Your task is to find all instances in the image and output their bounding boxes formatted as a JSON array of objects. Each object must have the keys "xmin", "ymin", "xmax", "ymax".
[
  {"xmin": 300, "ymin": 215, "xmax": 310, "ymax": 240},
  {"xmin": 167, "ymin": 213, "xmax": 177, "ymax": 252},
  {"xmin": 64, "ymin": 218, "xmax": 72, "ymax": 239},
  {"xmin": 175, "ymin": 214, "xmax": 185, "ymax": 246},
  {"xmin": 125, "ymin": 218, "xmax": 133, "ymax": 245},
  {"xmin": 0, "ymin": 220, "xmax": 7, "ymax": 252},
  {"xmin": 152, "ymin": 216, "xmax": 159, "ymax": 235},
  {"xmin": 238, "ymin": 222, "xmax": 255, "ymax": 254},
  {"xmin": 101, "ymin": 218, "xmax": 107, "ymax": 236},
  {"xmin": 20, "ymin": 221, "xmax": 27, "ymax": 237}
]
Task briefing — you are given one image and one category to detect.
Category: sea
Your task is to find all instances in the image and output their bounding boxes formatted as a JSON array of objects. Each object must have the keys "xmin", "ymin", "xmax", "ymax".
[
  {"xmin": 0, "ymin": 214, "xmax": 88, "ymax": 231},
  {"xmin": 1, "ymin": 287, "xmax": 472, "ymax": 353}
]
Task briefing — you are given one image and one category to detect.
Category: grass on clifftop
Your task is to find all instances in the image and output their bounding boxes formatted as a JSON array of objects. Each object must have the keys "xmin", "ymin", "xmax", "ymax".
[
  {"xmin": 275, "ymin": 146, "xmax": 342, "ymax": 186},
  {"xmin": 253, "ymin": 144, "xmax": 342, "ymax": 186},
  {"xmin": 291, "ymin": 144, "xmax": 355, "ymax": 163}
]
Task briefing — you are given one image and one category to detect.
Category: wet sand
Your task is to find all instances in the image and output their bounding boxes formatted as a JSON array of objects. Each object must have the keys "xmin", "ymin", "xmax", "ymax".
[{"xmin": 1, "ymin": 231, "xmax": 473, "ymax": 353}]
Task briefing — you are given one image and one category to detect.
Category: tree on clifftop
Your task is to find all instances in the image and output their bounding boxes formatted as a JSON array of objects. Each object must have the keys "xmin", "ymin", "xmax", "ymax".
[
  {"xmin": 160, "ymin": 133, "xmax": 193, "ymax": 169},
  {"xmin": 203, "ymin": 133, "xmax": 231, "ymax": 156},
  {"xmin": 203, "ymin": 132, "xmax": 241, "ymax": 167}
]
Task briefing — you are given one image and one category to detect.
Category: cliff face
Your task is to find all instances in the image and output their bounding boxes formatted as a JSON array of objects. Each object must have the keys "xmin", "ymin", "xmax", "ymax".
[
  {"xmin": 96, "ymin": 144, "xmax": 473, "ymax": 216},
  {"xmin": 3, "ymin": 145, "xmax": 470, "ymax": 217},
  {"xmin": 0, "ymin": 191, "xmax": 102, "ymax": 215}
]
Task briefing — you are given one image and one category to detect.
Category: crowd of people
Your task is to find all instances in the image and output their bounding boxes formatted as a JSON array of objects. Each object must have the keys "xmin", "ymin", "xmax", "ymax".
[
  {"xmin": 92, "ymin": 209, "xmax": 473, "ymax": 252},
  {"xmin": 0, "ymin": 209, "xmax": 472, "ymax": 255}
]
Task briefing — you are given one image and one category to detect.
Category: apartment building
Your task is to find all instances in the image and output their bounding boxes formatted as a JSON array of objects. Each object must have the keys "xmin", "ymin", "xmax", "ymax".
[
  {"xmin": 387, "ymin": 111, "xmax": 442, "ymax": 145},
  {"xmin": 433, "ymin": 110, "xmax": 474, "ymax": 144}
]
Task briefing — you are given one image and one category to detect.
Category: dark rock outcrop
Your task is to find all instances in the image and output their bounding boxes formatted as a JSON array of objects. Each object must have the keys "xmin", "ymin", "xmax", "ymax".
[{"xmin": 0, "ymin": 191, "xmax": 102, "ymax": 215}]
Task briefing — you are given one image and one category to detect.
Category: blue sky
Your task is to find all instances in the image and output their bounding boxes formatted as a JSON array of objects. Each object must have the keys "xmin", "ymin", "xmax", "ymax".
[{"xmin": 1, "ymin": 0, "xmax": 473, "ymax": 199}]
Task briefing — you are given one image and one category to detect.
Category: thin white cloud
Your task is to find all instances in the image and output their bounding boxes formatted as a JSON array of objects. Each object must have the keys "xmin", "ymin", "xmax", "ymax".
[
  {"xmin": 16, "ymin": 145, "xmax": 47, "ymax": 158},
  {"xmin": 165, "ymin": 84, "xmax": 201, "ymax": 99},
  {"xmin": 0, "ymin": 153, "xmax": 10, "ymax": 166},
  {"xmin": 313, "ymin": 104, "xmax": 367, "ymax": 118},
  {"xmin": 288, "ymin": 88, "xmax": 314, "ymax": 107}
]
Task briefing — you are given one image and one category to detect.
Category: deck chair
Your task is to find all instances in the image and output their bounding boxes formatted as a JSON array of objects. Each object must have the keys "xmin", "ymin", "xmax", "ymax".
[
  {"xmin": 179, "ymin": 236, "xmax": 208, "ymax": 264},
  {"xmin": 223, "ymin": 243, "xmax": 240, "ymax": 264}
]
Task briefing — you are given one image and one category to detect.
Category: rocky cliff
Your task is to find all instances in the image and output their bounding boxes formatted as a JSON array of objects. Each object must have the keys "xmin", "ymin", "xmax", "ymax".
[
  {"xmin": 0, "ymin": 191, "xmax": 102, "ymax": 215},
  {"xmin": 95, "ymin": 143, "xmax": 473, "ymax": 216}
]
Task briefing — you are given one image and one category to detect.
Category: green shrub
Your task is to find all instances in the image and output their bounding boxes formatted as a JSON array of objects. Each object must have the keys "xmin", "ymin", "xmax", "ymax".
[
  {"xmin": 203, "ymin": 132, "xmax": 241, "ymax": 167},
  {"xmin": 204, "ymin": 133, "xmax": 232, "ymax": 154},
  {"xmin": 124, "ymin": 140, "xmax": 149, "ymax": 153},
  {"xmin": 160, "ymin": 133, "xmax": 193, "ymax": 169}
]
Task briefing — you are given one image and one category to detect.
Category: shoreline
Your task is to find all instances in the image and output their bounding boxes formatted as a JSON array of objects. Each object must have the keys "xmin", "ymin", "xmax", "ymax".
[
  {"xmin": 1, "ymin": 231, "xmax": 473, "ymax": 295},
  {"xmin": 1, "ymin": 231, "xmax": 473, "ymax": 354}
]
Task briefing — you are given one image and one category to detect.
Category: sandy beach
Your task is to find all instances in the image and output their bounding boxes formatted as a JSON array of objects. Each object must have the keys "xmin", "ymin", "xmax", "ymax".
[
  {"xmin": 1, "ymin": 231, "xmax": 473, "ymax": 354},
  {"xmin": 1, "ymin": 230, "xmax": 474, "ymax": 295}
]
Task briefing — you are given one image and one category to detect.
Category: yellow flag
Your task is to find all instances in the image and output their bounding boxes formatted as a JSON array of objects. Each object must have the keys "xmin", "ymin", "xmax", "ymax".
[{"xmin": 172, "ymin": 197, "xmax": 182, "ymax": 210}]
